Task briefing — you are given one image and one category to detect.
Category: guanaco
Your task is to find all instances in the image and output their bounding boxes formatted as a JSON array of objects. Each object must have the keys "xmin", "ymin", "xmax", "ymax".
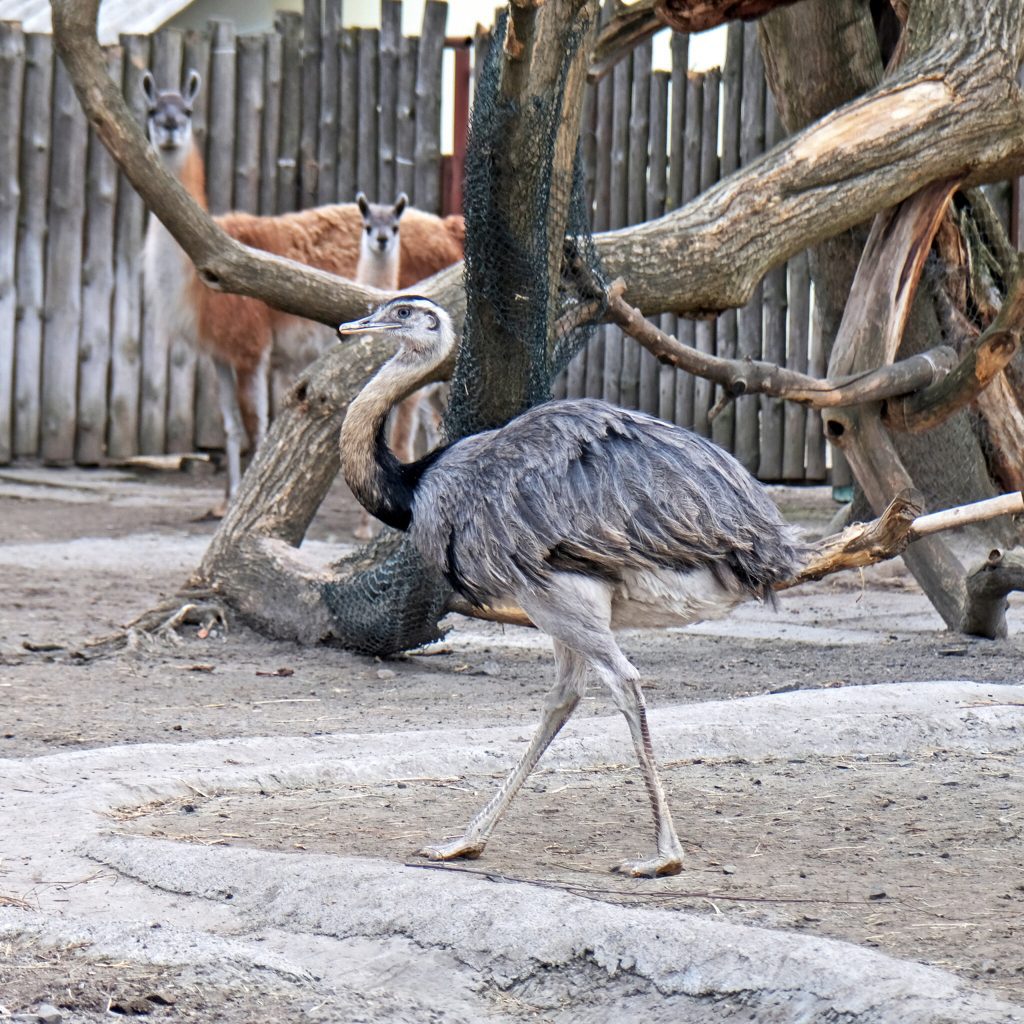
[{"xmin": 141, "ymin": 71, "xmax": 465, "ymax": 508}]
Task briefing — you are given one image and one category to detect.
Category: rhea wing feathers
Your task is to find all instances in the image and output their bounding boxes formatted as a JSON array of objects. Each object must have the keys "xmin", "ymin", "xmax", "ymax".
[{"xmin": 408, "ymin": 399, "xmax": 804, "ymax": 607}]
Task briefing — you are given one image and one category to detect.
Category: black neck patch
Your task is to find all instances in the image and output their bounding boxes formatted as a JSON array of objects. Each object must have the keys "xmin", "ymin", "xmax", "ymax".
[{"xmin": 368, "ymin": 421, "xmax": 449, "ymax": 532}]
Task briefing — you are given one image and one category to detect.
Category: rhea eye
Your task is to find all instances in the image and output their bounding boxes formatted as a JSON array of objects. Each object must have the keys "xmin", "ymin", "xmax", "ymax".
[{"xmin": 397, "ymin": 306, "xmax": 411, "ymax": 319}]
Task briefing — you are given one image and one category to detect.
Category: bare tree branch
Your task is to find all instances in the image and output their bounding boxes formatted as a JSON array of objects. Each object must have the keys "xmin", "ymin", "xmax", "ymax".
[
  {"xmin": 657, "ymin": 0, "xmax": 803, "ymax": 33},
  {"xmin": 604, "ymin": 280, "xmax": 958, "ymax": 410}
]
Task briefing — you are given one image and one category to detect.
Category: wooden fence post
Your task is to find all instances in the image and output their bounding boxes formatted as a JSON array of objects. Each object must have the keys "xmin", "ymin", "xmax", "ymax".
[
  {"xmin": 674, "ymin": 69, "xmax": 702, "ymax": 429},
  {"xmin": 602, "ymin": 52, "xmax": 631, "ymax": 408},
  {"xmin": 106, "ymin": 33, "xmax": 148, "ymax": 460},
  {"xmin": 0, "ymin": 23, "xmax": 25, "ymax": 464},
  {"xmin": 805, "ymin": 291, "xmax": 828, "ymax": 481},
  {"xmin": 75, "ymin": 45, "xmax": 121, "ymax": 465},
  {"xmin": 234, "ymin": 36, "xmax": 265, "ymax": 212},
  {"xmin": 260, "ymin": 32, "xmax": 283, "ymax": 214},
  {"xmin": 336, "ymin": 26, "xmax": 358, "ymax": 203},
  {"xmin": 712, "ymin": 21, "xmax": 743, "ymax": 454},
  {"xmin": 275, "ymin": 13, "xmax": 301, "ymax": 212},
  {"xmin": 317, "ymin": 0, "xmax": 341, "ymax": 204},
  {"xmin": 300, "ymin": 0, "xmax": 322, "ymax": 208},
  {"xmin": 40, "ymin": 56, "xmax": 88, "ymax": 463},
  {"xmin": 395, "ymin": 33, "xmax": 419, "ymax": 202},
  {"xmin": 378, "ymin": 0, "xmax": 402, "ymax": 202},
  {"xmin": 693, "ymin": 66, "xmax": 720, "ymax": 438},
  {"xmin": 647, "ymin": 69, "xmax": 672, "ymax": 421},
  {"xmin": 585, "ymin": 59, "xmax": 612, "ymax": 401},
  {"xmin": 734, "ymin": 21, "xmax": 765, "ymax": 473},
  {"xmin": 13, "ymin": 32, "xmax": 50, "ymax": 459},
  {"xmin": 663, "ymin": 31, "xmax": 688, "ymax": 426},
  {"xmin": 414, "ymin": 1, "xmax": 447, "ymax": 212},
  {"xmin": 182, "ymin": 29, "xmax": 220, "ymax": 451},
  {"xmin": 758, "ymin": 93, "xmax": 786, "ymax": 478},
  {"xmin": 623, "ymin": 38, "xmax": 652, "ymax": 414},
  {"xmin": 356, "ymin": 28, "xmax": 380, "ymax": 201},
  {"xmin": 784, "ymin": 250, "xmax": 811, "ymax": 479}
]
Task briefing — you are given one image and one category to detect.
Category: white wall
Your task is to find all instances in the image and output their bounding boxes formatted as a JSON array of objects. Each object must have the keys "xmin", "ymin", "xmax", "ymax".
[{"xmin": 167, "ymin": 0, "xmax": 303, "ymax": 35}]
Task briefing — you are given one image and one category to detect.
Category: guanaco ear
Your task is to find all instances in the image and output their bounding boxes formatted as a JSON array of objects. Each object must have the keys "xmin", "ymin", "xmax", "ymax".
[
  {"xmin": 356, "ymin": 192, "xmax": 370, "ymax": 218},
  {"xmin": 393, "ymin": 193, "xmax": 408, "ymax": 219},
  {"xmin": 182, "ymin": 69, "xmax": 202, "ymax": 108},
  {"xmin": 141, "ymin": 70, "xmax": 158, "ymax": 111}
]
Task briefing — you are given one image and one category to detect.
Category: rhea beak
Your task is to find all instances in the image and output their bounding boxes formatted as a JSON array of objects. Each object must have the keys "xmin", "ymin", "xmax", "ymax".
[{"xmin": 337, "ymin": 316, "xmax": 392, "ymax": 339}]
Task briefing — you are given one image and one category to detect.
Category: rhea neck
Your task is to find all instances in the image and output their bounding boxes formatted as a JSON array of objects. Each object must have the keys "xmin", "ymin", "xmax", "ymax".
[{"xmin": 339, "ymin": 335, "xmax": 450, "ymax": 531}]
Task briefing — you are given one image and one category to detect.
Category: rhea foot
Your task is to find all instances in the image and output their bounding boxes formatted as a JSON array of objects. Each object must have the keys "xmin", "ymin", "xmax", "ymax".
[
  {"xmin": 416, "ymin": 836, "xmax": 487, "ymax": 862},
  {"xmin": 612, "ymin": 853, "xmax": 683, "ymax": 878}
]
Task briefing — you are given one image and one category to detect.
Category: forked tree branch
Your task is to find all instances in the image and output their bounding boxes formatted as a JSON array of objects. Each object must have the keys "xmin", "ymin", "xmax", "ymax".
[{"xmin": 603, "ymin": 280, "xmax": 958, "ymax": 410}]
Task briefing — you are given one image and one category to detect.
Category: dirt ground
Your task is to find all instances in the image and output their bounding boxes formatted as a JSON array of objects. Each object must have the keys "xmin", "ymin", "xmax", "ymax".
[{"xmin": 1, "ymin": 464, "xmax": 1022, "ymax": 1023}]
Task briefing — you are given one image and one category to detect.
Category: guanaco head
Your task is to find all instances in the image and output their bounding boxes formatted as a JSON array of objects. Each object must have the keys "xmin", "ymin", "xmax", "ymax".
[
  {"xmin": 356, "ymin": 192, "xmax": 408, "ymax": 257},
  {"xmin": 142, "ymin": 70, "xmax": 201, "ymax": 157}
]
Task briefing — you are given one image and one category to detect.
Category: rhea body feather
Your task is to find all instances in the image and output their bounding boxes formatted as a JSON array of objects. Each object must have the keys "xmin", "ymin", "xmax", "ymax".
[{"xmin": 341, "ymin": 348, "xmax": 802, "ymax": 629}]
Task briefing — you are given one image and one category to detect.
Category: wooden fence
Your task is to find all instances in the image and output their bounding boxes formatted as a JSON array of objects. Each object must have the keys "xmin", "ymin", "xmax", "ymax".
[
  {"xmin": 557, "ymin": 23, "xmax": 826, "ymax": 481},
  {"xmin": 0, "ymin": 2, "xmax": 837, "ymax": 481}
]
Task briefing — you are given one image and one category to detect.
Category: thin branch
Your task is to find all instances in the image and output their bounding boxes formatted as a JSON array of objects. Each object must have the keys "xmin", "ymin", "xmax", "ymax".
[
  {"xmin": 604, "ymin": 282, "xmax": 956, "ymax": 409},
  {"xmin": 908, "ymin": 491, "xmax": 1024, "ymax": 540},
  {"xmin": 781, "ymin": 492, "xmax": 924, "ymax": 588}
]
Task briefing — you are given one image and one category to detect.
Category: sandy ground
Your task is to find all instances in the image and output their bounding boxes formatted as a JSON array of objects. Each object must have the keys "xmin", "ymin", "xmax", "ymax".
[{"xmin": 0, "ymin": 464, "xmax": 1022, "ymax": 1023}]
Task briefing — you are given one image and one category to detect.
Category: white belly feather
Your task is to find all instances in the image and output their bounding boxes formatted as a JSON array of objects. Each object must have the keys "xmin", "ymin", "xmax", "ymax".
[{"xmin": 610, "ymin": 566, "xmax": 745, "ymax": 630}]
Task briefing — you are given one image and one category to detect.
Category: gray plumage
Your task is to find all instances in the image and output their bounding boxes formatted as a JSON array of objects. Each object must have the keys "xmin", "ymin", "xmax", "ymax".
[
  {"xmin": 411, "ymin": 397, "xmax": 802, "ymax": 610},
  {"xmin": 337, "ymin": 297, "xmax": 806, "ymax": 877}
]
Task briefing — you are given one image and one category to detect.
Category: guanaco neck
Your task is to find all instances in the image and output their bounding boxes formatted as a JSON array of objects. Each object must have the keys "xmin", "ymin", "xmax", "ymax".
[
  {"xmin": 355, "ymin": 235, "xmax": 400, "ymax": 291},
  {"xmin": 339, "ymin": 347, "xmax": 445, "ymax": 531},
  {"xmin": 155, "ymin": 139, "xmax": 209, "ymax": 211}
]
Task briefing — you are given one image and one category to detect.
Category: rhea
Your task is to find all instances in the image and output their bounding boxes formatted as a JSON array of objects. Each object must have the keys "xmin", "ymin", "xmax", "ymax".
[{"xmin": 338, "ymin": 297, "xmax": 804, "ymax": 877}]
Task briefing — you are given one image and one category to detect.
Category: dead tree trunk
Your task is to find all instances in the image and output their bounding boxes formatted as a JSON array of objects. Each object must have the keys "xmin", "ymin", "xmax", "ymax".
[{"xmin": 760, "ymin": 0, "xmax": 1024, "ymax": 633}]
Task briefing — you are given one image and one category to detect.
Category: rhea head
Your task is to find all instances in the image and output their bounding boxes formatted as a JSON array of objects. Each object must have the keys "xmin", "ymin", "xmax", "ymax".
[{"xmin": 337, "ymin": 296, "xmax": 456, "ymax": 368}]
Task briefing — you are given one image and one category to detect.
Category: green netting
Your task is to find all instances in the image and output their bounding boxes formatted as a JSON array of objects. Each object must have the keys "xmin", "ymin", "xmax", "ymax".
[
  {"xmin": 446, "ymin": 8, "xmax": 606, "ymax": 439},
  {"xmin": 321, "ymin": 10, "xmax": 606, "ymax": 656}
]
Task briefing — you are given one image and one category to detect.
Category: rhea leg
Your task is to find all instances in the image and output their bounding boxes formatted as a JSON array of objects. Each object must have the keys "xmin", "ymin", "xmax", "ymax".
[
  {"xmin": 521, "ymin": 574, "xmax": 685, "ymax": 877},
  {"xmin": 417, "ymin": 640, "xmax": 586, "ymax": 861},
  {"xmin": 605, "ymin": 669, "xmax": 684, "ymax": 877}
]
